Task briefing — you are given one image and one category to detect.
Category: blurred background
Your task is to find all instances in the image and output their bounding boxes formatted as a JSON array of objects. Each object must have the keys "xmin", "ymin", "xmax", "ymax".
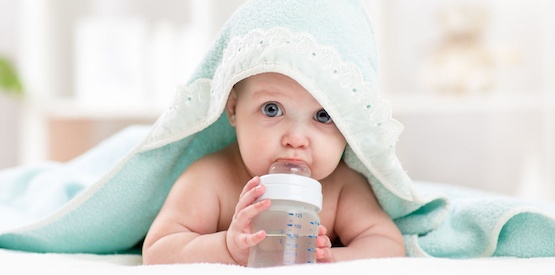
[{"xmin": 0, "ymin": 0, "xmax": 554, "ymax": 201}]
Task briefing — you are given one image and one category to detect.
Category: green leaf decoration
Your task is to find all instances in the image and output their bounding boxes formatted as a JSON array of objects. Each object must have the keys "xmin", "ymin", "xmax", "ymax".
[{"xmin": 0, "ymin": 56, "xmax": 24, "ymax": 96}]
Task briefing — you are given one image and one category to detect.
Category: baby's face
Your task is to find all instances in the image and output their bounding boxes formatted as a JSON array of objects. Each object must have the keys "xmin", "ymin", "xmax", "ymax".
[{"xmin": 226, "ymin": 73, "xmax": 346, "ymax": 180}]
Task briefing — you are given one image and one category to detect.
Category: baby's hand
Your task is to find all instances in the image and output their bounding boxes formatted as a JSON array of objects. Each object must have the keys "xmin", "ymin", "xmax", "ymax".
[
  {"xmin": 316, "ymin": 225, "xmax": 334, "ymax": 263},
  {"xmin": 226, "ymin": 176, "xmax": 270, "ymax": 266}
]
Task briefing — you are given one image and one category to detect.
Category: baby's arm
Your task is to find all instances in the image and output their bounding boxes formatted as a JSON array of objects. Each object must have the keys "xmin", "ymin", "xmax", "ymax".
[
  {"xmin": 318, "ymin": 168, "xmax": 406, "ymax": 262},
  {"xmin": 142, "ymin": 162, "xmax": 269, "ymax": 265}
]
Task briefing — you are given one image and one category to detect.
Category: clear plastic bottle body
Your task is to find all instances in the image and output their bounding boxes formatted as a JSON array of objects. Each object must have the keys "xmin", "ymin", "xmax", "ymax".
[
  {"xmin": 247, "ymin": 200, "xmax": 320, "ymax": 267},
  {"xmin": 247, "ymin": 161, "xmax": 322, "ymax": 268}
]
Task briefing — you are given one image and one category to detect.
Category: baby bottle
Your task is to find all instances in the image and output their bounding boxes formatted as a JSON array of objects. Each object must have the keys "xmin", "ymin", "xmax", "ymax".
[{"xmin": 247, "ymin": 160, "xmax": 322, "ymax": 267}]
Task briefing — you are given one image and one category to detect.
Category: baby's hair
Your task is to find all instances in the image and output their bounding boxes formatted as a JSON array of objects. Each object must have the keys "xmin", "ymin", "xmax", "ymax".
[{"xmin": 230, "ymin": 76, "xmax": 251, "ymax": 98}]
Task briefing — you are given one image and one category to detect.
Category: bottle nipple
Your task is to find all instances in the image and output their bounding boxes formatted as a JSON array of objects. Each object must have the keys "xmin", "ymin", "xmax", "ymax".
[{"xmin": 268, "ymin": 160, "xmax": 311, "ymax": 177}]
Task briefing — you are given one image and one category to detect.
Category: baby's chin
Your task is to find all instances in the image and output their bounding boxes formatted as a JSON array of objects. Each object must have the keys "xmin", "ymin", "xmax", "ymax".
[
  {"xmin": 311, "ymin": 162, "xmax": 345, "ymax": 181},
  {"xmin": 310, "ymin": 171, "xmax": 333, "ymax": 182}
]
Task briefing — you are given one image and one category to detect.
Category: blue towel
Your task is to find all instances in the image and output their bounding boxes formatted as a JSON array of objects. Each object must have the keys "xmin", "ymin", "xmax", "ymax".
[
  {"xmin": 404, "ymin": 182, "xmax": 555, "ymax": 257},
  {"xmin": 1, "ymin": 0, "xmax": 555, "ymax": 257}
]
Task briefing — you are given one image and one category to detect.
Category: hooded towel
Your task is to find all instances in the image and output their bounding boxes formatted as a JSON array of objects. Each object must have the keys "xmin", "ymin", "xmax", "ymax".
[{"xmin": 1, "ymin": 0, "xmax": 554, "ymax": 258}]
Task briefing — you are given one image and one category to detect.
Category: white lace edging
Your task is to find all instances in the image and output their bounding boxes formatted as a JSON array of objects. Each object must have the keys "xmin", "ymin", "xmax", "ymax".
[
  {"xmin": 212, "ymin": 27, "xmax": 408, "ymax": 198},
  {"xmin": 141, "ymin": 26, "xmax": 410, "ymax": 199},
  {"xmin": 213, "ymin": 27, "xmax": 403, "ymax": 146}
]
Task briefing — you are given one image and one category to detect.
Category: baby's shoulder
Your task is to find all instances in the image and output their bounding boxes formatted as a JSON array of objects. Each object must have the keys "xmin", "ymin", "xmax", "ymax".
[
  {"xmin": 189, "ymin": 149, "xmax": 230, "ymax": 170},
  {"xmin": 332, "ymin": 161, "xmax": 367, "ymax": 184},
  {"xmin": 183, "ymin": 149, "xmax": 235, "ymax": 181},
  {"xmin": 178, "ymin": 143, "xmax": 245, "ymax": 190},
  {"xmin": 321, "ymin": 161, "xmax": 368, "ymax": 195}
]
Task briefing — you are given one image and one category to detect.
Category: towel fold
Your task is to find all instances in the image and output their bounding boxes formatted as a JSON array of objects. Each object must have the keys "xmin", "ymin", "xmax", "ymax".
[{"xmin": 404, "ymin": 182, "xmax": 555, "ymax": 257}]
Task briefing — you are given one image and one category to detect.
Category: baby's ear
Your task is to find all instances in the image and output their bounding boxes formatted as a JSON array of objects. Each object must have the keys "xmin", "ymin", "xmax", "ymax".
[{"xmin": 225, "ymin": 89, "xmax": 238, "ymax": 126}]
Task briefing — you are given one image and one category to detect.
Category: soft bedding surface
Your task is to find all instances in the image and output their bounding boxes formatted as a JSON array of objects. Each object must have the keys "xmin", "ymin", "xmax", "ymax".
[{"xmin": 1, "ymin": 249, "xmax": 554, "ymax": 275}]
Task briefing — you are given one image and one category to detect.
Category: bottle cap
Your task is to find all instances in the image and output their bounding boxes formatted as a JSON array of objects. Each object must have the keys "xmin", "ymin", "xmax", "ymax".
[{"xmin": 258, "ymin": 161, "xmax": 322, "ymax": 211}]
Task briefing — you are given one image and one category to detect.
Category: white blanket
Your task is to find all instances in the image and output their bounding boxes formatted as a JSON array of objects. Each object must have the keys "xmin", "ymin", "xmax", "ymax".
[{"xmin": 2, "ymin": 249, "xmax": 554, "ymax": 275}]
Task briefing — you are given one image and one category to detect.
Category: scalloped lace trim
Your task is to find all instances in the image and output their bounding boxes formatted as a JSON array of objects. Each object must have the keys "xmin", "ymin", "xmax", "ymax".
[
  {"xmin": 213, "ymin": 26, "xmax": 403, "ymax": 150},
  {"xmin": 142, "ymin": 26, "xmax": 409, "ymax": 199}
]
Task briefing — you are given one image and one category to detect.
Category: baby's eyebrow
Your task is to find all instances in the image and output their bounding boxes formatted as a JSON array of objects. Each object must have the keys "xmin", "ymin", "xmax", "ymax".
[{"xmin": 252, "ymin": 89, "xmax": 287, "ymax": 100}]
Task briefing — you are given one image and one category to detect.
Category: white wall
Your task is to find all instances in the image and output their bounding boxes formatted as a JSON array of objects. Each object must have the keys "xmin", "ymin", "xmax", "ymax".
[
  {"xmin": 1, "ymin": 0, "xmax": 554, "ymax": 201},
  {"xmin": 372, "ymin": 0, "xmax": 555, "ymax": 200},
  {"xmin": 1, "ymin": 0, "xmax": 248, "ymax": 168},
  {"xmin": 0, "ymin": 0, "xmax": 18, "ymax": 59},
  {"xmin": 0, "ymin": 0, "xmax": 21, "ymax": 169}
]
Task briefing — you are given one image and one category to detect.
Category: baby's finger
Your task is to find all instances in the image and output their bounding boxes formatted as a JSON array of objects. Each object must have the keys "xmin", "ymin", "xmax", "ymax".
[
  {"xmin": 234, "ymin": 198, "xmax": 271, "ymax": 228},
  {"xmin": 240, "ymin": 230, "xmax": 267, "ymax": 248},
  {"xmin": 318, "ymin": 224, "xmax": 327, "ymax": 236},
  {"xmin": 239, "ymin": 176, "xmax": 260, "ymax": 199},
  {"xmin": 316, "ymin": 234, "xmax": 332, "ymax": 249},
  {"xmin": 235, "ymin": 177, "xmax": 266, "ymax": 216},
  {"xmin": 316, "ymin": 247, "xmax": 333, "ymax": 263}
]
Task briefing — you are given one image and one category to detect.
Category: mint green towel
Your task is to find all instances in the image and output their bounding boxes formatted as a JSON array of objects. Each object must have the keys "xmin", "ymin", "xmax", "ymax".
[{"xmin": 1, "ymin": 0, "xmax": 554, "ymax": 258}]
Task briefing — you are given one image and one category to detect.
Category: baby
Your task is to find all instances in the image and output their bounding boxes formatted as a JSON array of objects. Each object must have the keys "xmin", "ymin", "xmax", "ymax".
[{"xmin": 142, "ymin": 72, "xmax": 405, "ymax": 265}]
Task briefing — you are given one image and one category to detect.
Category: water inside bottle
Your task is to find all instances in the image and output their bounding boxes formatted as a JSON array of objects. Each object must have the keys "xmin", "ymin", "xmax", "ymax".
[
  {"xmin": 248, "ymin": 233, "xmax": 317, "ymax": 267},
  {"xmin": 248, "ymin": 205, "xmax": 320, "ymax": 267}
]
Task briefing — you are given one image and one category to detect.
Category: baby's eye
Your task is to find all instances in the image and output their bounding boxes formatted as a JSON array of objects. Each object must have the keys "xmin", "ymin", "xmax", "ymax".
[
  {"xmin": 314, "ymin": 109, "xmax": 333, "ymax": 124},
  {"xmin": 261, "ymin": 102, "xmax": 283, "ymax": 117}
]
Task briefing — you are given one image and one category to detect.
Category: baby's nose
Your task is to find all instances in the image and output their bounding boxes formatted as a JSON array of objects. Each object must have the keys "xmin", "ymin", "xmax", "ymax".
[{"xmin": 281, "ymin": 124, "xmax": 309, "ymax": 148}]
